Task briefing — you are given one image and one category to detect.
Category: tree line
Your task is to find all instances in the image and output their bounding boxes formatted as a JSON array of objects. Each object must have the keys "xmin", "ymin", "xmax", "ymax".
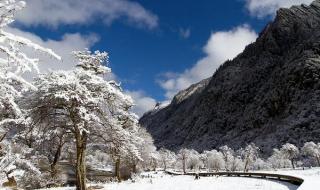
[{"xmin": 156, "ymin": 142, "xmax": 320, "ymax": 174}]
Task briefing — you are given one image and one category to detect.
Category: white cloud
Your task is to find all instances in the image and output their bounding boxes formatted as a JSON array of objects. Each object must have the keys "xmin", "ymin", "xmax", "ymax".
[
  {"xmin": 6, "ymin": 27, "xmax": 99, "ymax": 73},
  {"xmin": 158, "ymin": 25, "xmax": 258, "ymax": 99},
  {"xmin": 9, "ymin": 27, "xmax": 154, "ymax": 117},
  {"xmin": 245, "ymin": 0, "xmax": 314, "ymax": 18},
  {"xmin": 16, "ymin": 0, "xmax": 158, "ymax": 29},
  {"xmin": 179, "ymin": 28, "xmax": 191, "ymax": 39},
  {"xmin": 126, "ymin": 90, "xmax": 157, "ymax": 117}
]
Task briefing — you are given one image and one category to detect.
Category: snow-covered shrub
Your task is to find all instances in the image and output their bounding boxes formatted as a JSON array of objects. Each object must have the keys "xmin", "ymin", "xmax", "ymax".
[{"xmin": 18, "ymin": 171, "xmax": 44, "ymax": 190}]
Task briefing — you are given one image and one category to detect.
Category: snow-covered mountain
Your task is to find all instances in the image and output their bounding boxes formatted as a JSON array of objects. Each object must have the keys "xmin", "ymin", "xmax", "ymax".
[
  {"xmin": 143, "ymin": 78, "xmax": 210, "ymax": 117},
  {"xmin": 140, "ymin": 1, "xmax": 320, "ymax": 154}
]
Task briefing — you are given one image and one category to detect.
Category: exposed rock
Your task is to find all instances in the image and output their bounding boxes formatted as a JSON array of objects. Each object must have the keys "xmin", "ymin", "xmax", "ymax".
[
  {"xmin": 140, "ymin": 0, "xmax": 320, "ymax": 155},
  {"xmin": 2, "ymin": 176, "xmax": 17, "ymax": 188}
]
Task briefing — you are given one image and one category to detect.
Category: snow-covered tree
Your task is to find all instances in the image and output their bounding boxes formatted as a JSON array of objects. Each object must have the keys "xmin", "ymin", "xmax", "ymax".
[
  {"xmin": 122, "ymin": 135, "xmax": 144, "ymax": 175},
  {"xmin": 159, "ymin": 148, "xmax": 176, "ymax": 171},
  {"xmin": 267, "ymin": 148, "xmax": 291, "ymax": 169},
  {"xmin": 202, "ymin": 150, "xmax": 225, "ymax": 172},
  {"xmin": 0, "ymin": 0, "xmax": 60, "ymax": 187},
  {"xmin": 240, "ymin": 143, "xmax": 260, "ymax": 172},
  {"xmin": 253, "ymin": 158, "xmax": 268, "ymax": 170},
  {"xmin": 39, "ymin": 128, "xmax": 70, "ymax": 177},
  {"xmin": 301, "ymin": 141, "xmax": 320, "ymax": 167},
  {"xmin": 102, "ymin": 123, "xmax": 142, "ymax": 181},
  {"xmin": 230, "ymin": 156, "xmax": 244, "ymax": 172},
  {"xmin": 26, "ymin": 50, "xmax": 137, "ymax": 190},
  {"xmin": 186, "ymin": 150, "xmax": 201, "ymax": 171},
  {"xmin": 136, "ymin": 127, "xmax": 158, "ymax": 172},
  {"xmin": 149, "ymin": 151, "xmax": 160, "ymax": 171},
  {"xmin": 280, "ymin": 143, "xmax": 300, "ymax": 169},
  {"xmin": 177, "ymin": 148, "xmax": 190, "ymax": 174},
  {"xmin": 219, "ymin": 145, "xmax": 235, "ymax": 171},
  {"xmin": 176, "ymin": 149, "xmax": 200, "ymax": 173}
]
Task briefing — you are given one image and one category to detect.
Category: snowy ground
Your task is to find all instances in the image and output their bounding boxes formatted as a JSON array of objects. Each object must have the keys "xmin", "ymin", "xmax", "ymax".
[
  {"xmin": 3, "ymin": 168, "xmax": 319, "ymax": 190},
  {"xmin": 100, "ymin": 172, "xmax": 297, "ymax": 190}
]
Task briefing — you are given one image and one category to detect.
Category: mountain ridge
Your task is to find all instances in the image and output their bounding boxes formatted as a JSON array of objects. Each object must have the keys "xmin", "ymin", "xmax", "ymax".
[{"xmin": 140, "ymin": 0, "xmax": 320, "ymax": 154}]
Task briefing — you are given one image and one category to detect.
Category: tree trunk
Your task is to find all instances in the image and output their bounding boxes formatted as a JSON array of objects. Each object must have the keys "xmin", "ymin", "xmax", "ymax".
[
  {"xmin": 224, "ymin": 157, "xmax": 229, "ymax": 171},
  {"xmin": 182, "ymin": 158, "xmax": 186, "ymax": 174},
  {"xmin": 75, "ymin": 132, "xmax": 87, "ymax": 190},
  {"xmin": 316, "ymin": 156, "xmax": 320, "ymax": 167},
  {"xmin": 291, "ymin": 159, "xmax": 295, "ymax": 169},
  {"xmin": 152, "ymin": 158, "xmax": 157, "ymax": 171},
  {"xmin": 0, "ymin": 132, "xmax": 6, "ymax": 142},
  {"xmin": 244, "ymin": 160, "xmax": 249, "ymax": 172},
  {"xmin": 132, "ymin": 160, "xmax": 138, "ymax": 173},
  {"xmin": 115, "ymin": 157, "xmax": 121, "ymax": 182},
  {"xmin": 50, "ymin": 139, "xmax": 64, "ymax": 177},
  {"xmin": 132, "ymin": 163, "xmax": 137, "ymax": 173}
]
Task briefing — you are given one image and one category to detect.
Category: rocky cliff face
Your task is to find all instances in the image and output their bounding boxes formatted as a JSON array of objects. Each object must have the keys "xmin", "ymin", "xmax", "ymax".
[{"xmin": 140, "ymin": 1, "xmax": 320, "ymax": 154}]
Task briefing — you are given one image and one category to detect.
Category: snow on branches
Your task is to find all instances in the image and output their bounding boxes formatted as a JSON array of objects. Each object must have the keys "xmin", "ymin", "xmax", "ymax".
[
  {"xmin": 0, "ymin": 0, "xmax": 25, "ymax": 28},
  {"xmin": 74, "ymin": 49, "xmax": 110, "ymax": 75},
  {"xmin": 0, "ymin": 0, "xmax": 60, "ymax": 128}
]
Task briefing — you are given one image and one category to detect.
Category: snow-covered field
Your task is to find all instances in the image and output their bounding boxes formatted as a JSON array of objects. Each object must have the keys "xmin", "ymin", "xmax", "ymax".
[
  {"xmin": 100, "ymin": 172, "xmax": 297, "ymax": 190},
  {"xmin": 34, "ymin": 168, "xmax": 320, "ymax": 190}
]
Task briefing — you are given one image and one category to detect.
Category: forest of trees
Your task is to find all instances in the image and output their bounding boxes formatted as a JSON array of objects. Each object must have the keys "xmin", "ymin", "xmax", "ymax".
[{"xmin": 0, "ymin": 1, "xmax": 320, "ymax": 190}]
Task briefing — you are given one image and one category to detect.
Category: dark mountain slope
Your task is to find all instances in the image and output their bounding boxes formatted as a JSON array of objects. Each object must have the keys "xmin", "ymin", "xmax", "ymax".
[{"xmin": 140, "ymin": 1, "xmax": 320, "ymax": 154}]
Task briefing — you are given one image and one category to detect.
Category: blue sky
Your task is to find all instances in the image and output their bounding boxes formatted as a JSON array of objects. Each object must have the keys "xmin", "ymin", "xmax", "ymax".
[{"xmin": 11, "ymin": 0, "xmax": 314, "ymax": 116}]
